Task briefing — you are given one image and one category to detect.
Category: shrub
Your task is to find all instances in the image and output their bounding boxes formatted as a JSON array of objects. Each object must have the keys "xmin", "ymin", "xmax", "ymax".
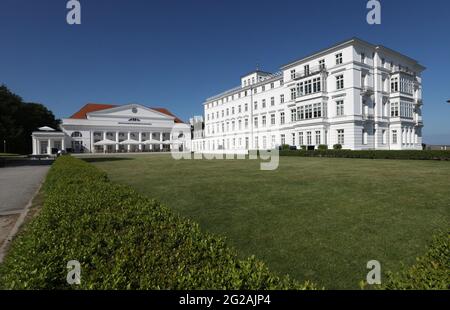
[
  {"xmin": 279, "ymin": 149, "xmax": 450, "ymax": 161},
  {"xmin": 318, "ymin": 144, "xmax": 328, "ymax": 151},
  {"xmin": 381, "ymin": 232, "xmax": 449, "ymax": 289},
  {"xmin": 300, "ymin": 145, "xmax": 307, "ymax": 151},
  {"xmin": 0, "ymin": 156, "xmax": 316, "ymax": 290},
  {"xmin": 333, "ymin": 144, "xmax": 342, "ymax": 150},
  {"xmin": 280, "ymin": 144, "xmax": 290, "ymax": 151}
]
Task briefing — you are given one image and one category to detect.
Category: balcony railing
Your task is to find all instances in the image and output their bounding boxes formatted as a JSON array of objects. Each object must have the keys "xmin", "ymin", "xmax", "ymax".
[
  {"xmin": 362, "ymin": 114, "xmax": 374, "ymax": 120},
  {"xmin": 361, "ymin": 85, "xmax": 374, "ymax": 96},
  {"xmin": 416, "ymin": 98, "xmax": 423, "ymax": 106},
  {"xmin": 293, "ymin": 65, "xmax": 327, "ymax": 80}
]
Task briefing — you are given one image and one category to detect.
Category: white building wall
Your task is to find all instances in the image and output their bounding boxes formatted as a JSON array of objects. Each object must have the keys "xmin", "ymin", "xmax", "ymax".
[{"xmin": 196, "ymin": 39, "xmax": 424, "ymax": 152}]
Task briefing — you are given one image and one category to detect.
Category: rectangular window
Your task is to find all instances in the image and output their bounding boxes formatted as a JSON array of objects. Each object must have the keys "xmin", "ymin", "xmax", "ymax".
[
  {"xmin": 336, "ymin": 75, "xmax": 344, "ymax": 90},
  {"xmin": 312, "ymin": 77, "xmax": 321, "ymax": 93},
  {"xmin": 262, "ymin": 99, "xmax": 266, "ymax": 108},
  {"xmin": 245, "ymin": 118, "xmax": 249, "ymax": 129},
  {"xmin": 392, "ymin": 130, "xmax": 398, "ymax": 144},
  {"xmin": 280, "ymin": 112, "xmax": 285, "ymax": 125},
  {"xmin": 304, "ymin": 65, "xmax": 310, "ymax": 75},
  {"xmin": 290, "ymin": 88, "xmax": 297, "ymax": 101},
  {"xmin": 280, "ymin": 94, "xmax": 285, "ymax": 104},
  {"xmin": 244, "ymin": 103, "xmax": 248, "ymax": 112},
  {"xmin": 319, "ymin": 59, "xmax": 325, "ymax": 69},
  {"xmin": 292, "ymin": 133, "xmax": 296, "ymax": 145},
  {"xmin": 290, "ymin": 69, "xmax": 296, "ymax": 80},
  {"xmin": 238, "ymin": 105, "xmax": 241, "ymax": 113},
  {"xmin": 305, "ymin": 80, "xmax": 312, "ymax": 95},
  {"xmin": 337, "ymin": 129, "xmax": 345, "ymax": 145},
  {"xmin": 299, "ymin": 106, "xmax": 304, "ymax": 120},
  {"xmin": 291, "ymin": 108, "xmax": 297, "ymax": 122},
  {"xmin": 254, "ymin": 117, "xmax": 258, "ymax": 128},
  {"xmin": 271, "ymin": 114, "xmax": 275, "ymax": 125},
  {"xmin": 298, "ymin": 82, "xmax": 304, "ymax": 96},
  {"xmin": 307, "ymin": 131, "xmax": 312, "ymax": 145},
  {"xmin": 382, "ymin": 130, "xmax": 386, "ymax": 144},
  {"xmin": 391, "ymin": 102, "xmax": 399, "ymax": 117},
  {"xmin": 262, "ymin": 115, "xmax": 266, "ymax": 127},
  {"xmin": 315, "ymin": 131, "xmax": 321, "ymax": 145},
  {"xmin": 270, "ymin": 97, "xmax": 275, "ymax": 106},
  {"xmin": 391, "ymin": 77, "xmax": 399, "ymax": 92},
  {"xmin": 299, "ymin": 132, "xmax": 304, "ymax": 145},
  {"xmin": 336, "ymin": 100, "xmax": 344, "ymax": 116},
  {"xmin": 336, "ymin": 53, "xmax": 343, "ymax": 65},
  {"xmin": 254, "ymin": 101, "xmax": 258, "ymax": 110},
  {"xmin": 281, "ymin": 134, "xmax": 285, "ymax": 145}
]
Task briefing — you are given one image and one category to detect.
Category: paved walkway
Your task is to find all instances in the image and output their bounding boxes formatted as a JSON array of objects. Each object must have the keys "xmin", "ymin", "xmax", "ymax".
[{"xmin": 0, "ymin": 166, "xmax": 50, "ymax": 214}]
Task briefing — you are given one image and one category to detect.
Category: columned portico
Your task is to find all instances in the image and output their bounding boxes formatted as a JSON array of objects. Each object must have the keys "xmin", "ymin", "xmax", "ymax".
[
  {"xmin": 42, "ymin": 103, "xmax": 191, "ymax": 154},
  {"xmin": 31, "ymin": 127, "xmax": 66, "ymax": 155}
]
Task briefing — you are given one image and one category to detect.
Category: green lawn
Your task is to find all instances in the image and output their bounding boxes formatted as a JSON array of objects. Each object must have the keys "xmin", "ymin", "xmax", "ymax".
[{"xmin": 90, "ymin": 154, "xmax": 450, "ymax": 289}]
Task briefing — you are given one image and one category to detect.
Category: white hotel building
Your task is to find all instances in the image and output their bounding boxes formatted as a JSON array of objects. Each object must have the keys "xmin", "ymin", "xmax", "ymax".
[
  {"xmin": 32, "ymin": 103, "xmax": 191, "ymax": 155},
  {"xmin": 192, "ymin": 38, "xmax": 425, "ymax": 152}
]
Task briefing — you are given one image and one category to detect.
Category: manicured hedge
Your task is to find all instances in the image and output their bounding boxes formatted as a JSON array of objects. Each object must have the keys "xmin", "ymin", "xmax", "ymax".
[
  {"xmin": 381, "ymin": 232, "xmax": 449, "ymax": 290},
  {"xmin": 279, "ymin": 149, "xmax": 450, "ymax": 160},
  {"xmin": 0, "ymin": 156, "xmax": 316, "ymax": 290}
]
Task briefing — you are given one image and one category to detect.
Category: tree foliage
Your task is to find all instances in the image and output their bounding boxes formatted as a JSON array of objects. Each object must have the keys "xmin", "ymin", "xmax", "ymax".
[{"xmin": 0, "ymin": 85, "xmax": 59, "ymax": 154}]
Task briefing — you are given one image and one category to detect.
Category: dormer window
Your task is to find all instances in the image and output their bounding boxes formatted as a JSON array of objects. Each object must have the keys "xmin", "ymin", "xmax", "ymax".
[{"xmin": 129, "ymin": 118, "xmax": 141, "ymax": 122}]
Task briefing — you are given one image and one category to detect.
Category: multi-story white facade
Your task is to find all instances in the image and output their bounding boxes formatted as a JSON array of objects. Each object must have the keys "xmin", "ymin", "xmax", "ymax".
[{"xmin": 192, "ymin": 38, "xmax": 425, "ymax": 152}]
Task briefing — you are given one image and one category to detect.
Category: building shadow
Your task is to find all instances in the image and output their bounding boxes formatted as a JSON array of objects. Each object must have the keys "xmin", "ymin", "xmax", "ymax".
[
  {"xmin": 81, "ymin": 157, "xmax": 133, "ymax": 163},
  {"xmin": 0, "ymin": 158, "xmax": 54, "ymax": 168}
]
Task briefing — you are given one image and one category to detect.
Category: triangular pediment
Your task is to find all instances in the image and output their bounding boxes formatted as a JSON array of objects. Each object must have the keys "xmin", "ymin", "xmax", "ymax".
[{"xmin": 86, "ymin": 104, "xmax": 175, "ymax": 121}]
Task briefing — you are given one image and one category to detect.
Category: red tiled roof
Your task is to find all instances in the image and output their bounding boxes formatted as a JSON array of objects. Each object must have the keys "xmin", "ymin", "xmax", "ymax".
[
  {"xmin": 151, "ymin": 107, "xmax": 184, "ymax": 124},
  {"xmin": 70, "ymin": 103, "xmax": 117, "ymax": 119},
  {"xmin": 69, "ymin": 103, "xmax": 184, "ymax": 123}
]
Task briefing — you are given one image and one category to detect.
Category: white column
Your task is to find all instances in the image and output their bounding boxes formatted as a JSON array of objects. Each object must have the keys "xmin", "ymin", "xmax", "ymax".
[
  {"xmin": 32, "ymin": 137, "xmax": 36, "ymax": 155},
  {"xmin": 90, "ymin": 131, "xmax": 94, "ymax": 153},
  {"xmin": 115, "ymin": 132, "xmax": 119, "ymax": 152},
  {"xmin": 103, "ymin": 131, "xmax": 107, "ymax": 153},
  {"xmin": 47, "ymin": 139, "xmax": 51, "ymax": 155},
  {"xmin": 160, "ymin": 132, "xmax": 163, "ymax": 152},
  {"xmin": 61, "ymin": 138, "xmax": 65, "ymax": 152},
  {"xmin": 138, "ymin": 132, "xmax": 142, "ymax": 151},
  {"xmin": 127, "ymin": 132, "xmax": 131, "ymax": 152},
  {"xmin": 149, "ymin": 132, "xmax": 153, "ymax": 151}
]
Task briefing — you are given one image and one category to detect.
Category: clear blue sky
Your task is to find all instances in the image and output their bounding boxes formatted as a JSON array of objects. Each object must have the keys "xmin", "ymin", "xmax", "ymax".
[{"xmin": 1, "ymin": 0, "xmax": 449, "ymax": 144}]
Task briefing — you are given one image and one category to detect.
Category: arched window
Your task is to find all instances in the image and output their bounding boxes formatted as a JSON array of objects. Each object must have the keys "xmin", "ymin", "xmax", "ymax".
[
  {"xmin": 129, "ymin": 118, "xmax": 141, "ymax": 122},
  {"xmin": 71, "ymin": 131, "xmax": 82, "ymax": 138}
]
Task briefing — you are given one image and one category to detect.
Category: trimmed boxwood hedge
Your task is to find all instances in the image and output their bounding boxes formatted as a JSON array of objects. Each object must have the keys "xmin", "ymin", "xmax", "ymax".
[
  {"xmin": 381, "ymin": 232, "xmax": 449, "ymax": 290},
  {"xmin": 0, "ymin": 156, "xmax": 316, "ymax": 290},
  {"xmin": 279, "ymin": 149, "xmax": 450, "ymax": 160}
]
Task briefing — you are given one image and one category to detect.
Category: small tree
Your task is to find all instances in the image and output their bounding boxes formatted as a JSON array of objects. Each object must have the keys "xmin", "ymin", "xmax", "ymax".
[{"xmin": 333, "ymin": 144, "xmax": 342, "ymax": 150}]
